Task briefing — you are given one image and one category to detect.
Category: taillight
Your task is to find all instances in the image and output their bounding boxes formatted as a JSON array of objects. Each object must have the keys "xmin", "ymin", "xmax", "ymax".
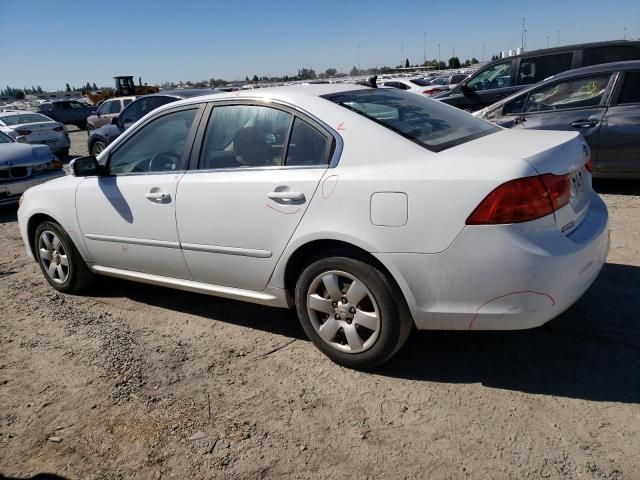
[
  {"xmin": 422, "ymin": 89, "xmax": 437, "ymax": 94},
  {"xmin": 16, "ymin": 129, "xmax": 32, "ymax": 136},
  {"xmin": 53, "ymin": 126, "xmax": 64, "ymax": 132},
  {"xmin": 585, "ymin": 157, "xmax": 593, "ymax": 173},
  {"xmin": 466, "ymin": 173, "xmax": 570, "ymax": 225}
]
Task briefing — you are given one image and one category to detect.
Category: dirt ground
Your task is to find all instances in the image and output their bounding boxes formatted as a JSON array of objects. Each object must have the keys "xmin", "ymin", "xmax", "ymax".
[{"xmin": 1, "ymin": 129, "xmax": 639, "ymax": 479}]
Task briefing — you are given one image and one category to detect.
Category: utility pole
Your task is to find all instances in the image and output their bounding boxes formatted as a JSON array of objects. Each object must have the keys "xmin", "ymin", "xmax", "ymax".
[
  {"xmin": 438, "ymin": 43, "xmax": 441, "ymax": 68},
  {"xmin": 521, "ymin": 17, "xmax": 525, "ymax": 51},
  {"xmin": 624, "ymin": 27, "xmax": 627, "ymax": 40},
  {"xmin": 482, "ymin": 44, "xmax": 486, "ymax": 62},
  {"xmin": 557, "ymin": 30, "xmax": 560, "ymax": 46},
  {"xmin": 357, "ymin": 44, "xmax": 360, "ymax": 70},
  {"xmin": 524, "ymin": 29, "xmax": 527, "ymax": 51},
  {"xmin": 401, "ymin": 42, "xmax": 404, "ymax": 67},
  {"xmin": 546, "ymin": 35, "xmax": 550, "ymax": 48},
  {"xmin": 423, "ymin": 32, "xmax": 426, "ymax": 64}
]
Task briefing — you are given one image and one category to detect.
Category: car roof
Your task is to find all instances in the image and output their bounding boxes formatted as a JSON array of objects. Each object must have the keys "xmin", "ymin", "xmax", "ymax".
[
  {"xmin": 484, "ymin": 40, "xmax": 640, "ymax": 65},
  {"xmin": 145, "ymin": 88, "xmax": 215, "ymax": 99}
]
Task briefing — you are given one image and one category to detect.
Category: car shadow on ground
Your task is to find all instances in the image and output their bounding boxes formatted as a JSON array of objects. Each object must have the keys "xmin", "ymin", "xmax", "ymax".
[
  {"xmin": 90, "ymin": 262, "xmax": 640, "ymax": 403},
  {"xmin": 593, "ymin": 179, "xmax": 640, "ymax": 196},
  {"xmin": 0, "ymin": 206, "xmax": 18, "ymax": 224}
]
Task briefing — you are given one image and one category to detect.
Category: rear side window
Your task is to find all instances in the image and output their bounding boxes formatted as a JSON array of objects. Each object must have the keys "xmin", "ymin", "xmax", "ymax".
[
  {"xmin": 410, "ymin": 78, "xmax": 431, "ymax": 86},
  {"xmin": 519, "ymin": 53, "xmax": 574, "ymax": 85},
  {"xmin": 617, "ymin": 71, "xmax": 640, "ymax": 104},
  {"xmin": 451, "ymin": 74, "xmax": 468, "ymax": 83},
  {"xmin": 523, "ymin": 75, "xmax": 611, "ymax": 112},
  {"xmin": 199, "ymin": 105, "xmax": 292, "ymax": 169},
  {"xmin": 324, "ymin": 88, "xmax": 499, "ymax": 152},
  {"xmin": 286, "ymin": 118, "xmax": 330, "ymax": 166},
  {"xmin": 583, "ymin": 46, "xmax": 640, "ymax": 66},
  {"xmin": 384, "ymin": 81, "xmax": 410, "ymax": 90}
]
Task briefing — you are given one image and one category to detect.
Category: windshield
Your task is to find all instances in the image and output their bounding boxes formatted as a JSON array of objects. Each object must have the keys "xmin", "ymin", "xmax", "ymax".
[
  {"xmin": 0, "ymin": 113, "xmax": 52, "ymax": 126},
  {"xmin": 323, "ymin": 88, "xmax": 499, "ymax": 152},
  {"xmin": 0, "ymin": 130, "xmax": 14, "ymax": 143},
  {"xmin": 410, "ymin": 78, "xmax": 431, "ymax": 86}
]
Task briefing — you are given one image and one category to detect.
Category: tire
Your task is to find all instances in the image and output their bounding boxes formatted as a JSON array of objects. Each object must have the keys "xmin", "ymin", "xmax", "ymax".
[
  {"xmin": 58, "ymin": 148, "xmax": 69, "ymax": 159},
  {"xmin": 34, "ymin": 221, "xmax": 94, "ymax": 293},
  {"xmin": 91, "ymin": 140, "xmax": 107, "ymax": 156},
  {"xmin": 295, "ymin": 256, "xmax": 413, "ymax": 369}
]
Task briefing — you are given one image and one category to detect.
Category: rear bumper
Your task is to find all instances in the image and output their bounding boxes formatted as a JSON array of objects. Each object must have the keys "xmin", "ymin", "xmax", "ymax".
[
  {"xmin": 0, "ymin": 170, "xmax": 66, "ymax": 206},
  {"xmin": 376, "ymin": 192, "xmax": 609, "ymax": 330}
]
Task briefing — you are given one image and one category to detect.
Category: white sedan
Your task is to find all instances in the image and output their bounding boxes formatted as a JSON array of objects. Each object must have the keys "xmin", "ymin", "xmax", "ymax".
[
  {"xmin": 378, "ymin": 77, "xmax": 435, "ymax": 95},
  {"xmin": 17, "ymin": 84, "xmax": 609, "ymax": 368},
  {"xmin": 0, "ymin": 111, "xmax": 70, "ymax": 157}
]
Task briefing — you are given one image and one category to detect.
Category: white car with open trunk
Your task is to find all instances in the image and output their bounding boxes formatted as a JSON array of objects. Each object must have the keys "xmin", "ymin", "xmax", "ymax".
[{"xmin": 17, "ymin": 83, "xmax": 609, "ymax": 368}]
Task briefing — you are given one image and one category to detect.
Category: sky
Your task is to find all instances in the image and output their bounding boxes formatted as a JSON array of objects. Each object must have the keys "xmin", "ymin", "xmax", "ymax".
[{"xmin": 1, "ymin": 0, "xmax": 639, "ymax": 91}]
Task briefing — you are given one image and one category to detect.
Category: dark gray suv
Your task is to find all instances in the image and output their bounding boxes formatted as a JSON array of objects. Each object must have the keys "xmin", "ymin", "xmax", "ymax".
[{"xmin": 435, "ymin": 40, "xmax": 640, "ymax": 111}]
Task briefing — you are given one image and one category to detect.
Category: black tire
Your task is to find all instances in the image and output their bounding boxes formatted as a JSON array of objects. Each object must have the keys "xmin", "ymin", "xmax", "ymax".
[
  {"xmin": 34, "ymin": 220, "xmax": 94, "ymax": 293},
  {"xmin": 58, "ymin": 148, "xmax": 69, "ymax": 159},
  {"xmin": 295, "ymin": 256, "xmax": 412, "ymax": 369},
  {"xmin": 91, "ymin": 140, "xmax": 107, "ymax": 156}
]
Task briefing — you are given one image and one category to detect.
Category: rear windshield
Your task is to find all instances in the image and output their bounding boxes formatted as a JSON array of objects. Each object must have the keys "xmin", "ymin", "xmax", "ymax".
[
  {"xmin": 0, "ymin": 113, "xmax": 51, "ymax": 126},
  {"xmin": 410, "ymin": 78, "xmax": 431, "ymax": 86},
  {"xmin": 323, "ymin": 88, "xmax": 499, "ymax": 152}
]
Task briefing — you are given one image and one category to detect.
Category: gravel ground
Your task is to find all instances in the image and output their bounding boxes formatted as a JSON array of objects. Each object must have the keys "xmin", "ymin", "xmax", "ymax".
[{"xmin": 1, "ymin": 130, "xmax": 639, "ymax": 479}]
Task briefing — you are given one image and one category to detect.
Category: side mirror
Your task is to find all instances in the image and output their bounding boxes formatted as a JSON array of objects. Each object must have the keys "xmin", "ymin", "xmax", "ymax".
[
  {"xmin": 70, "ymin": 156, "xmax": 103, "ymax": 177},
  {"xmin": 92, "ymin": 110, "xmax": 98, "ymax": 116},
  {"xmin": 461, "ymin": 83, "xmax": 474, "ymax": 94},
  {"xmin": 111, "ymin": 116, "xmax": 119, "ymax": 125}
]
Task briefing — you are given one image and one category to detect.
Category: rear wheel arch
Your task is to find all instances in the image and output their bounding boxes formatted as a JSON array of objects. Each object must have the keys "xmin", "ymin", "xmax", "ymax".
[{"xmin": 283, "ymin": 239, "xmax": 412, "ymax": 318}]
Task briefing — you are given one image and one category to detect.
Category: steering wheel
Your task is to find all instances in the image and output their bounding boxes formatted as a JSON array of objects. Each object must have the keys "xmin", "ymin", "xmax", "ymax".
[{"xmin": 148, "ymin": 151, "xmax": 181, "ymax": 172}]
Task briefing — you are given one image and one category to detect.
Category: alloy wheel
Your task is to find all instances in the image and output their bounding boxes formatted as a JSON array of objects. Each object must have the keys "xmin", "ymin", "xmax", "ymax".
[
  {"xmin": 306, "ymin": 270, "xmax": 381, "ymax": 354},
  {"xmin": 38, "ymin": 230, "xmax": 69, "ymax": 284}
]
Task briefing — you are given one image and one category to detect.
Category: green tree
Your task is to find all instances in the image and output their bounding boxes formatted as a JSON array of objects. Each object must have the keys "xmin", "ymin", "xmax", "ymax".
[
  {"xmin": 325, "ymin": 68, "xmax": 337, "ymax": 77},
  {"xmin": 448, "ymin": 57, "xmax": 461, "ymax": 69},
  {"xmin": 470, "ymin": 57, "xmax": 479, "ymax": 64},
  {"xmin": 298, "ymin": 68, "xmax": 317, "ymax": 80},
  {"xmin": 65, "ymin": 83, "xmax": 71, "ymax": 92},
  {"xmin": 405, "ymin": 58, "xmax": 410, "ymax": 68},
  {"xmin": 15, "ymin": 90, "xmax": 25, "ymax": 99},
  {"xmin": 252, "ymin": 75, "xmax": 259, "ymax": 82},
  {"xmin": 349, "ymin": 66, "xmax": 360, "ymax": 76}
]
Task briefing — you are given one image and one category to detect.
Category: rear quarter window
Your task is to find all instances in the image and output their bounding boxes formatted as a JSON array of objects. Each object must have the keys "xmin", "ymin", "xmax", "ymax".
[{"xmin": 583, "ymin": 46, "xmax": 640, "ymax": 66}]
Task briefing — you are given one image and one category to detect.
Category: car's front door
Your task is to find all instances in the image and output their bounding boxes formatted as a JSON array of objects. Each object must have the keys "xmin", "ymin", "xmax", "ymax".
[
  {"xmin": 503, "ymin": 73, "xmax": 615, "ymax": 164},
  {"xmin": 176, "ymin": 103, "xmax": 334, "ymax": 291},
  {"xmin": 76, "ymin": 105, "xmax": 202, "ymax": 278},
  {"xmin": 596, "ymin": 70, "xmax": 640, "ymax": 174}
]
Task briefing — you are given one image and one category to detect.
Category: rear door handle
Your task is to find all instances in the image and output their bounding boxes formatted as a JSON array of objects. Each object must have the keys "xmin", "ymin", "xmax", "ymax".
[
  {"xmin": 570, "ymin": 120, "xmax": 599, "ymax": 129},
  {"xmin": 145, "ymin": 191, "xmax": 170, "ymax": 201},
  {"xmin": 267, "ymin": 191, "xmax": 305, "ymax": 202}
]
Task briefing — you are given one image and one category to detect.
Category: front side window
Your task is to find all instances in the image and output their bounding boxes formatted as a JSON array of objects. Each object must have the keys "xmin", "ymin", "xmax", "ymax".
[
  {"xmin": 583, "ymin": 46, "xmax": 640, "ymax": 66},
  {"xmin": 108, "ymin": 100, "xmax": 122, "ymax": 114},
  {"xmin": 108, "ymin": 108, "xmax": 196, "ymax": 174},
  {"xmin": 324, "ymin": 88, "xmax": 499, "ymax": 152},
  {"xmin": 519, "ymin": 53, "xmax": 573, "ymax": 86},
  {"xmin": 199, "ymin": 105, "xmax": 292, "ymax": 169},
  {"xmin": 0, "ymin": 131, "xmax": 13, "ymax": 143},
  {"xmin": 466, "ymin": 61, "xmax": 513, "ymax": 91},
  {"xmin": 617, "ymin": 71, "xmax": 640, "ymax": 104},
  {"xmin": 523, "ymin": 75, "xmax": 611, "ymax": 113},
  {"xmin": 69, "ymin": 101, "xmax": 84, "ymax": 109},
  {"xmin": 97, "ymin": 101, "xmax": 111, "ymax": 115}
]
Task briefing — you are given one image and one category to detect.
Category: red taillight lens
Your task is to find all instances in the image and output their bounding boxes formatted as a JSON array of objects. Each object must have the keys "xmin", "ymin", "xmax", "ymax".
[
  {"xmin": 423, "ymin": 89, "xmax": 437, "ymax": 94},
  {"xmin": 466, "ymin": 173, "xmax": 570, "ymax": 225},
  {"xmin": 16, "ymin": 129, "xmax": 32, "ymax": 136},
  {"xmin": 53, "ymin": 126, "xmax": 64, "ymax": 132},
  {"xmin": 585, "ymin": 157, "xmax": 593, "ymax": 173}
]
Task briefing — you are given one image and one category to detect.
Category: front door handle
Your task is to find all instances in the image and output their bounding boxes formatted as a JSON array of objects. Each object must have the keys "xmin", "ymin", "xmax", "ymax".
[
  {"xmin": 145, "ymin": 191, "xmax": 170, "ymax": 202},
  {"xmin": 570, "ymin": 120, "xmax": 599, "ymax": 129},
  {"xmin": 267, "ymin": 191, "xmax": 305, "ymax": 202}
]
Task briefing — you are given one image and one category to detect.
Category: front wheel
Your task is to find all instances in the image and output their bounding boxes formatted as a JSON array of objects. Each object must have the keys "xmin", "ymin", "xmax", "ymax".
[
  {"xmin": 34, "ymin": 221, "xmax": 94, "ymax": 293},
  {"xmin": 91, "ymin": 140, "xmax": 107, "ymax": 156},
  {"xmin": 295, "ymin": 256, "xmax": 412, "ymax": 369}
]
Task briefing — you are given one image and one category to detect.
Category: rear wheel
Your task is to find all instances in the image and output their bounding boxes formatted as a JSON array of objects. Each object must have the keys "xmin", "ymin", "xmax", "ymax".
[
  {"xmin": 295, "ymin": 256, "xmax": 412, "ymax": 369},
  {"xmin": 91, "ymin": 140, "xmax": 107, "ymax": 156},
  {"xmin": 34, "ymin": 221, "xmax": 94, "ymax": 293}
]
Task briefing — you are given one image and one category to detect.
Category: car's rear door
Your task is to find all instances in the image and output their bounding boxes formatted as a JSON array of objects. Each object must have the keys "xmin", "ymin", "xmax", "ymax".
[
  {"xmin": 596, "ymin": 70, "xmax": 640, "ymax": 174},
  {"xmin": 175, "ymin": 101, "xmax": 335, "ymax": 291},
  {"xmin": 506, "ymin": 72, "xmax": 616, "ymax": 164},
  {"xmin": 76, "ymin": 104, "xmax": 203, "ymax": 278}
]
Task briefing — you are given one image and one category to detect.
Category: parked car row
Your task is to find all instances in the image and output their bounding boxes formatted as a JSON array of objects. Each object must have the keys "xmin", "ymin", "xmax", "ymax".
[
  {"xmin": 37, "ymin": 100, "xmax": 95, "ymax": 130},
  {"xmin": 0, "ymin": 111, "xmax": 70, "ymax": 157},
  {"xmin": 86, "ymin": 96, "xmax": 135, "ymax": 132}
]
